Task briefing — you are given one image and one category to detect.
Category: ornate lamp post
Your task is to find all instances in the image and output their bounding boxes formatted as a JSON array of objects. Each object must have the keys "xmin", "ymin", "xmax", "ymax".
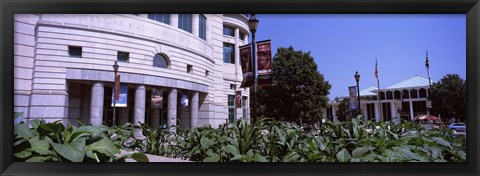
[
  {"xmin": 112, "ymin": 61, "xmax": 119, "ymax": 127},
  {"xmin": 354, "ymin": 71, "xmax": 361, "ymax": 115},
  {"xmin": 248, "ymin": 14, "xmax": 259, "ymax": 124}
]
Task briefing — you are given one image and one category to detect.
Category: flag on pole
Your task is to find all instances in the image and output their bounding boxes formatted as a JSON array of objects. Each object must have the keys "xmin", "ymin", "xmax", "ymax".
[
  {"xmin": 374, "ymin": 58, "xmax": 379, "ymax": 79},
  {"xmin": 425, "ymin": 49, "xmax": 430, "ymax": 70}
]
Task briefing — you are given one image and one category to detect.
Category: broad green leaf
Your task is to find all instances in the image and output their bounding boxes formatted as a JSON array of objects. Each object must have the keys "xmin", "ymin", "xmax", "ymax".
[
  {"xmin": 431, "ymin": 137, "xmax": 451, "ymax": 148},
  {"xmin": 200, "ymin": 137, "xmax": 215, "ymax": 148},
  {"xmin": 352, "ymin": 147, "xmax": 371, "ymax": 158},
  {"xmin": 336, "ymin": 148, "xmax": 351, "ymax": 162},
  {"xmin": 350, "ymin": 158, "xmax": 361, "ymax": 162},
  {"xmin": 224, "ymin": 145, "xmax": 238, "ymax": 155},
  {"xmin": 26, "ymin": 156, "xmax": 51, "ymax": 162},
  {"xmin": 14, "ymin": 139, "xmax": 27, "ymax": 146},
  {"xmin": 203, "ymin": 153, "xmax": 220, "ymax": 162},
  {"xmin": 231, "ymin": 154, "xmax": 243, "ymax": 161},
  {"xmin": 131, "ymin": 152, "xmax": 149, "ymax": 162},
  {"xmin": 254, "ymin": 154, "xmax": 268, "ymax": 162},
  {"xmin": 86, "ymin": 138, "xmax": 119, "ymax": 156},
  {"xmin": 314, "ymin": 136, "xmax": 327, "ymax": 151},
  {"xmin": 29, "ymin": 119, "xmax": 43, "ymax": 130},
  {"xmin": 29, "ymin": 136, "xmax": 50, "ymax": 155},
  {"xmin": 52, "ymin": 138, "xmax": 86, "ymax": 162},
  {"xmin": 14, "ymin": 150, "xmax": 32, "ymax": 159},
  {"xmin": 361, "ymin": 153, "xmax": 378, "ymax": 162},
  {"xmin": 14, "ymin": 123, "xmax": 33, "ymax": 139},
  {"xmin": 38, "ymin": 122, "xmax": 63, "ymax": 135}
]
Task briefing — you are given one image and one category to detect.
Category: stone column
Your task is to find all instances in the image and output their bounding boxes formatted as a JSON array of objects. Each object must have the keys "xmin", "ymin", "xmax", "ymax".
[
  {"xmin": 151, "ymin": 108, "xmax": 160, "ymax": 129},
  {"xmin": 374, "ymin": 102, "xmax": 380, "ymax": 123},
  {"xmin": 192, "ymin": 14, "xmax": 200, "ymax": 37},
  {"xmin": 133, "ymin": 85, "xmax": 146, "ymax": 139},
  {"xmin": 168, "ymin": 88, "xmax": 178, "ymax": 133},
  {"xmin": 191, "ymin": 92, "xmax": 199, "ymax": 129},
  {"xmin": 234, "ymin": 28, "xmax": 241, "ymax": 81},
  {"xmin": 90, "ymin": 82, "xmax": 104, "ymax": 125},
  {"xmin": 171, "ymin": 14, "xmax": 179, "ymax": 28},
  {"xmin": 409, "ymin": 101, "xmax": 414, "ymax": 121}
]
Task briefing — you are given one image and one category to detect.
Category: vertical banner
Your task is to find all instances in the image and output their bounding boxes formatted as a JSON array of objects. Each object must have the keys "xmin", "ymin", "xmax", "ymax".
[
  {"xmin": 240, "ymin": 44, "xmax": 253, "ymax": 88},
  {"xmin": 235, "ymin": 91, "xmax": 242, "ymax": 108},
  {"xmin": 114, "ymin": 74, "xmax": 121, "ymax": 100},
  {"xmin": 111, "ymin": 84, "xmax": 128, "ymax": 107},
  {"xmin": 349, "ymin": 86, "xmax": 358, "ymax": 110},
  {"xmin": 151, "ymin": 88, "xmax": 163, "ymax": 108},
  {"xmin": 256, "ymin": 40, "xmax": 274, "ymax": 86}
]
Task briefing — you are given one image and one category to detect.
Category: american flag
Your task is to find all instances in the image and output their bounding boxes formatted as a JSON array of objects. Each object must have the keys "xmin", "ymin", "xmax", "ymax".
[{"xmin": 375, "ymin": 58, "xmax": 378, "ymax": 79}]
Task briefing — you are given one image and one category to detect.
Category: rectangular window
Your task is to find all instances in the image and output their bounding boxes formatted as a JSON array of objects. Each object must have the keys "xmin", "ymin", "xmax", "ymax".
[
  {"xmin": 187, "ymin": 64, "xmax": 192, "ymax": 73},
  {"xmin": 199, "ymin": 14, "xmax": 207, "ymax": 40},
  {"xmin": 228, "ymin": 95, "xmax": 235, "ymax": 123},
  {"xmin": 68, "ymin": 46, "xmax": 82, "ymax": 58},
  {"xmin": 382, "ymin": 102, "xmax": 392, "ymax": 121},
  {"xmin": 178, "ymin": 14, "xmax": 192, "ymax": 33},
  {"xmin": 223, "ymin": 26, "xmax": 234, "ymax": 37},
  {"xmin": 148, "ymin": 14, "xmax": 170, "ymax": 24},
  {"xmin": 117, "ymin": 51, "xmax": 129, "ymax": 62},
  {"xmin": 367, "ymin": 103, "xmax": 375, "ymax": 120},
  {"xmin": 223, "ymin": 43, "xmax": 234, "ymax": 64},
  {"xmin": 412, "ymin": 101, "xmax": 427, "ymax": 117}
]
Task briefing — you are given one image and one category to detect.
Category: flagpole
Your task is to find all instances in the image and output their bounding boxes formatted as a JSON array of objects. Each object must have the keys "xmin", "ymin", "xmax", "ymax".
[
  {"xmin": 375, "ymin": 58, "xmax": 382, "ymax": 123},
  {"xmin": 426, "ymin": 49, "xmax": 432, "ymax": 116}
]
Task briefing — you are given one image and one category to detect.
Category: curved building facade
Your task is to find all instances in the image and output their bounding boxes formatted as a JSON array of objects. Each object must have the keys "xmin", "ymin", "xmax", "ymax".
[{"xmin": 14, "ymin": 14, "xmax": 251, "ymax": 129}]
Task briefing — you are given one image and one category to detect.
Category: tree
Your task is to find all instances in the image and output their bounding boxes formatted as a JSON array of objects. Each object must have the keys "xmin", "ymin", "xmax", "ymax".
[
  {"xmin": 254, "ymin": 46, "xmax": 331, "ymax": 124},
  {"xmin": 429, "ymin": 74, "xmax": 466, "ymax": 122},
  {"xmin": 334, "ymin": 98, "xmax": 360, "ymax": 122}
]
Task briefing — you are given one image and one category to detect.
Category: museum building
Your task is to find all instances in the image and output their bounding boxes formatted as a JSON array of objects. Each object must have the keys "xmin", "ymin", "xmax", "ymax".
[
  {"xmin": 14, "ymin": 14, "xmax": 251, "ymax": 129},
  {"xmin": 326, "ymin": 75, "xmax": 432, "ymax": 123}
]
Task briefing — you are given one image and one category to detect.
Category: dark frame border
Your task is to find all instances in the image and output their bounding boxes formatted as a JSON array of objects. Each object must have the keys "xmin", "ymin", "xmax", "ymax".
[{"xmin": 1, "ymin": 0, "xmax": 478, "ymax": 175}]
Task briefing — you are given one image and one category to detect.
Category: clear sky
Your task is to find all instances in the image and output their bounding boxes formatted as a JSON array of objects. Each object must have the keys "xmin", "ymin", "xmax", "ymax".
[{"xmin": 254, "ymin": 14, "xmax": 466, "ymax": 100}]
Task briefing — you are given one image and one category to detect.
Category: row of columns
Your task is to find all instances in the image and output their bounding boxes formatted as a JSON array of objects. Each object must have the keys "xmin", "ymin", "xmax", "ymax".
[
  {"xmin": 329, "ymin": 100, "xmax": 426, "ymax": 123},
  {"xmin": 89, "ymin": 82, "xmax": 200, "ymax": 138}
]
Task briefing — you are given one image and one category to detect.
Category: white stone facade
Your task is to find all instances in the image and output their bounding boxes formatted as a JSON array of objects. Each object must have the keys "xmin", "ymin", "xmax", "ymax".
[{"xmin": 14, "ymin": 14, "xmax": 251, "ymax": 129}]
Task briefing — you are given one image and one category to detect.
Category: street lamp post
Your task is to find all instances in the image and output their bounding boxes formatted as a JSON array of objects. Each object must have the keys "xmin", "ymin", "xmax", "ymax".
[
  {"xmin": 248, "ymin": 14, "xmax": 259, "ymax": 124},
  {"xmin": 112, "ymin": 61, "xmax": 119, "ymax": 127},
  {"xmin": 354, "ymin": 71, "xmax": 361, "ymax": 116}
]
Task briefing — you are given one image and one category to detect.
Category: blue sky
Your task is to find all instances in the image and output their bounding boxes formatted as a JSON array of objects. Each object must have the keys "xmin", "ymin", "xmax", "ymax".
[{"xmin": 254, "ymin": 14, "xmax": 466, "ymax": 100}]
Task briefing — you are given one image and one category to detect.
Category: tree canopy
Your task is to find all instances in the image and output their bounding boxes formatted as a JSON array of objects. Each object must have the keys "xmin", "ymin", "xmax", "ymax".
[
  {"xmin": 429, "ymin": 74, "xmax": 466, "ymax": 122},
  {"xmin": 253, "ymin": 46, "xmax": 331, "ymax": 124}
]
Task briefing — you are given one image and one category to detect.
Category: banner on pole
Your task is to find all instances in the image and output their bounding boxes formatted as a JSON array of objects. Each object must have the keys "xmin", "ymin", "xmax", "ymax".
[
  {"xmin": 240, "ymin": 44, "xmax": 254, "ymax": 88},
  {"xmin": 151, "ymin": 88, "xmax": 163, "ymax": 108},
  {"xmin": 112, "ymin": 84, "xmax": 128, "ymax": 107},
  {"xmin": 115, "ymin": 74, "xmax": 121, "ymax": 100},
  {"xmin": 256, "ymin": 40, "xmax": 274, "ymax": 86},
  {"xmin": 235, "ymin": 91, "xmax": 242, "ymax": 108},
  {"xmin": 349, "ymin": 86, "xmax": 358, "ymax": 110}
]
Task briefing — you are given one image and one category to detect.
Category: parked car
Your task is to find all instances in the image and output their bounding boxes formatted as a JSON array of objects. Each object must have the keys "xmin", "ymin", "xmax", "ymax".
[{"xmin": 448, "ymin": 123, "xmax": 466, "ymax": 133}]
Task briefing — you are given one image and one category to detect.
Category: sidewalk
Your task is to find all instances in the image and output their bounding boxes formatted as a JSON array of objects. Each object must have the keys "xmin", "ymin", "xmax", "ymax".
[{"xmin": 119, "ymin": 150, "xmax": 192, "ymax": 162}]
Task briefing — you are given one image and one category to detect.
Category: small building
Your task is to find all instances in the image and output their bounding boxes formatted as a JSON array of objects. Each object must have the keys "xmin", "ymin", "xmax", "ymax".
[{"xmin": 326, "ymin": 75, "xmax": 432, "ymax": 122}]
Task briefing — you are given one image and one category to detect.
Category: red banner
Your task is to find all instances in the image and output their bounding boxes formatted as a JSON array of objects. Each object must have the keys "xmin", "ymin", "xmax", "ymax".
[
  {"xmin": 256, "ymin": 40, "xmax": 274, "ymax": 86},
  {"xmin": 115, "ymin": 74, "xmax": 120, "ymax": 100},
  {"xmin": 235, "ymin": 91, "xmax": 242, "ymax": 108},
  {"xmin": 240, "ymin": 44, "xmax": 253, "ymax": 88}
]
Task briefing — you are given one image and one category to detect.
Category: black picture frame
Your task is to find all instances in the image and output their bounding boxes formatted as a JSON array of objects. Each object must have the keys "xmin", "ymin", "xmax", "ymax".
[{"xmin": 1, "ymin": 0, "xmax": 478, "ymax": 175}]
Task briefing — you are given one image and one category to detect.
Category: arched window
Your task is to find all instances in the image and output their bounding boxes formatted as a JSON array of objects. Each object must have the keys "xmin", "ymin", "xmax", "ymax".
[
  {"xmin": 419, "ymin": 88, "xmax": 427, "ymax": 98},
  {"xmin": 153, "ymin": 54, "xmax": 169, "ymax": 68},
  {"xmin": 410, "ymin": 89, "xmax": 418, "ymax": 99},
  {"xmin": 402, "ymin": 90, "xmax": 409, "ymax": 99},
  {"xmin": 380, "ymin": 91, "xmax": 385, "ymax": 100},
  {"xmin": 386, "ymin": 91, "xmax": 393, "ymax": 100},
  {"xmin": 394, "ymin": 90, "xmax": 401, "ymax": 100}
]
